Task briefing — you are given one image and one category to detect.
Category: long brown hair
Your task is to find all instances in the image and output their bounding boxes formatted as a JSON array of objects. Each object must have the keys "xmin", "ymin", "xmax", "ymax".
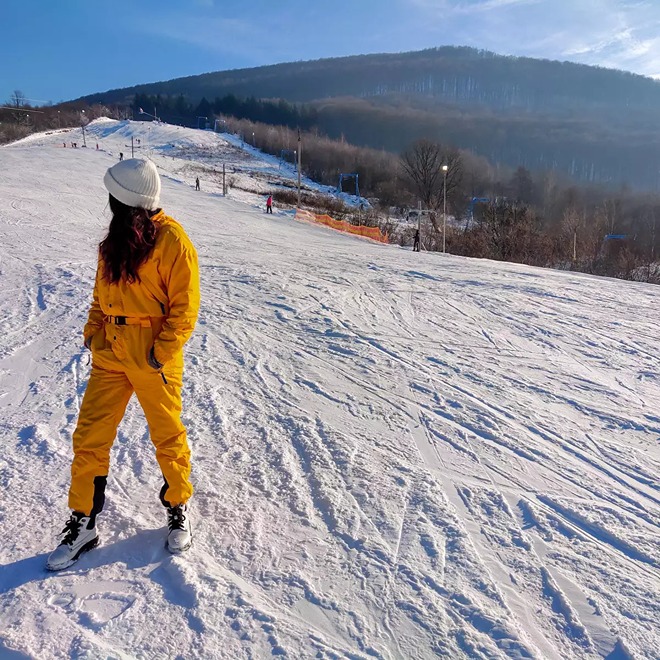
[{"xmin": 100, "ymin": 195, "xmax": 159, "ymax": 284}]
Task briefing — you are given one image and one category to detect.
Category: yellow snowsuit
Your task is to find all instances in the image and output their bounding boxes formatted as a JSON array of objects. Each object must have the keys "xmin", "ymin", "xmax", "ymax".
[{"xmin": 68, "ymin": 210, "xmax": 200, "ymax": 518}]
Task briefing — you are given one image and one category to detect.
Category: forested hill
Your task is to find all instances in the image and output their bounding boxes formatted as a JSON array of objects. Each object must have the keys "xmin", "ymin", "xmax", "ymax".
[
  {"xmin": 83, "ymin": 47, "xmax": 660, "ymax": 119},
  {"xmin": 80, "ymin": 47, "xmax": 660, "ymax": 189}
]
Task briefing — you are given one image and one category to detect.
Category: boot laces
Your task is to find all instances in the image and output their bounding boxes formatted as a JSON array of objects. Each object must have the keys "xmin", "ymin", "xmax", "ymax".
[
  {"xmin": 60, "ymin": 513, "xmax": 84, "ymax": 545},
  {"xmin": 168, "ymin": 505, "xmax": 186, "ymax": 531}
]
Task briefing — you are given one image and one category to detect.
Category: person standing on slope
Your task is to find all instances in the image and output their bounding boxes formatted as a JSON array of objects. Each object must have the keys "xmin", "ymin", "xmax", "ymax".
[
  {"xmin": 266, "ymin": 194, "xmax": 273, "ymax": 214},
  {"xmin": 195, "ymin": 177, "xmax": 200, "ymax": 191},
  {"xmin": 47, "ymin": 158, "xmax": 200, "ymax": 571}
]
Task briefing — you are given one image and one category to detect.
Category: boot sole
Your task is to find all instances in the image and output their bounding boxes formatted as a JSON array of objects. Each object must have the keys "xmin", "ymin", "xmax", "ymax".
[
  {"xmin": 46, "ymin": 536, "xmax": 100, "ymax": 571},
  {"xmin": 166, "ymin": 537, "xmax": 192, "ymax": 554}
]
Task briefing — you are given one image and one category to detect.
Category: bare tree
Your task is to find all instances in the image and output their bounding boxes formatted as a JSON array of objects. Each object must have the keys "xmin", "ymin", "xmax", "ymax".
[
  {"xmin": 641, "ymin": 205, "xmax": 658, "ymax": 263},
  {"xmin": 9, "ymin": 90, "xmax": 27, "ymax": 124},
  {"xmin": 589, "ymin": 206, "xmax": 608, "ymax": 257},
  {"xmin": 400, "ymin": 139, "xmax": 462, "ymax": 212},
  {"xmin": 9, "ymin": 90, "xmax": 26, "ymax": 108},
  {"xmin": 600, "ymin": 197, "xmax": 622, "ymax": 235},
  {"xmin": 482, "ymin": 201, "xmax": 533, "ymax": 261},
  {"xmin": 561, "ymin": 206, "xmax": 585, "ymax": 263}
]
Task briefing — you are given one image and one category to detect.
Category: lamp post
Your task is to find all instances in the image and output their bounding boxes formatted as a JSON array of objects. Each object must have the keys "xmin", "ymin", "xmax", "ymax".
[
  {"xmin": 442, "ymin": 164, "xmax": 448, "ymax": 253},
  {"xmin": 57, "ymin": 110, "xmax": 60, "ymax": 128},
  {"xmin": 139, "ymin": 107, "xmax": 158, "ymax": 122},
  {"xmin": 252, "ymin": 131, "xmax": 255, "ymax": 146},
  {"xmin": 81, "ymin": 110, "xmax": 87, "ymax": 147},
  {"xmin": 297, "ymin": 130, "xmax": 302, "ymax": 208}
]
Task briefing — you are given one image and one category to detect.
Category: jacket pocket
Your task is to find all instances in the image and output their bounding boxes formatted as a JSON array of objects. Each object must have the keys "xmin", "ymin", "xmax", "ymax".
[{"xmin": 89, "ymin": 326, "xmax": 106, "ymax": 352}]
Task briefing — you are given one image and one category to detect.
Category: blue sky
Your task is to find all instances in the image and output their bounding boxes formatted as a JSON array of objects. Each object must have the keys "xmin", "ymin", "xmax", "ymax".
[{"xmin": 2, "ymin": 0, "xmax": 660, "ymax": 104}]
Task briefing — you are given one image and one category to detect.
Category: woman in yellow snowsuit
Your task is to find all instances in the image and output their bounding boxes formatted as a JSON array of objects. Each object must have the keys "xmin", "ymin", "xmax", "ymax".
[{"xmin": 48, "ymin": 158, "xmax": 200, "ymax": 570}]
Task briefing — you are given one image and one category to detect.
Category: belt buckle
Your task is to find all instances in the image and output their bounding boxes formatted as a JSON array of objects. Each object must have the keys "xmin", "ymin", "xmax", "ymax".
[{"xmin": 115, "ymin": 316, "xmax": 127, "ymax": 325}]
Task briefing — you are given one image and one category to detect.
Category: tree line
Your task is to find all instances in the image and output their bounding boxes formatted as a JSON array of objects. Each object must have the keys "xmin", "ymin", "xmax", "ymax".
[
  {"xmin": 2, "ymin": 90, "xmax": 657, "ymax": 283},
  {"xmin": 82, "ymin": 46, "xmax": 660, "ymax": 122},
  {"xmin": 130, "ymin": 93, "xmax": 318, "ymax": 131},
  {"xmin": 224, "ymin": 116, "xmax": 658, "ymax": 282}
]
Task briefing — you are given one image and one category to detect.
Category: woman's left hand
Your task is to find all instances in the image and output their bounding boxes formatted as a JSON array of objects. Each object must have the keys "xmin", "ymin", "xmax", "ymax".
[{"xmin": 148, "ymin": 347, "xmax": 163, "ymax": 370}]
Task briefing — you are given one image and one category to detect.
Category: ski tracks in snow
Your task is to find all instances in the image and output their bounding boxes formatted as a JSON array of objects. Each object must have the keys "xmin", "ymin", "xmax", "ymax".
[{"xmin": 1, "ymin": 131, "xmax": 659, "ymax": 659}]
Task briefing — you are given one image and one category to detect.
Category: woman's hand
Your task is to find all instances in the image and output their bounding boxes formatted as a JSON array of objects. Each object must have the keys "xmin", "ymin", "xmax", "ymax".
[{"xmin": 148, "ymin": 346, "xmax": 163, "ymax": 370}]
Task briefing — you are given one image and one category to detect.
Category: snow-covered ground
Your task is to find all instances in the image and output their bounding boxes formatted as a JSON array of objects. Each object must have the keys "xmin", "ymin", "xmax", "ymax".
[
  {"xmin": 28, "ymin": 118, "xmax": 362, "ymax": 211},
  {"xmin": 0, "ymin": 120, "xmax": 659, "ymax": 659}
]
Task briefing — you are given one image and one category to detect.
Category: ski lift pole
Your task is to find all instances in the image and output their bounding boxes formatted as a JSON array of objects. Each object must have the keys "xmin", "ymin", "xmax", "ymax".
[{"xmin": 124, "ymin": 136, "xmax": 141, "ymax": 158}]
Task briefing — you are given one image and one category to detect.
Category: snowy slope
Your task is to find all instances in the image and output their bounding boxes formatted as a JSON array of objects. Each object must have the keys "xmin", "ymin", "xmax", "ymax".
[
  {"xmin": 24, "ymin": 118, "xmax": 352, "ymax": 210},
  {"xmin": 0, "ymin": 121, "xmax": 659, "ymax": 660}
]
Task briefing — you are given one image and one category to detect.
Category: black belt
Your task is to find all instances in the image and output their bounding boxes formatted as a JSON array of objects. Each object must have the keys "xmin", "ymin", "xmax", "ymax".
[{"xmin": 105, "ymin": 315, "xmax": 153, "ymax": 326}]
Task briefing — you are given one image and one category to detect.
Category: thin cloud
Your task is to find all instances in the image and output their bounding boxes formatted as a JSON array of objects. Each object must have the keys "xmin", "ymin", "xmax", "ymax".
[
  {"xmin": 408, "ymin": 0, "xmax": 540, "ymax": 15},
  {"xmin": 406, "ymin": 0, "xmax": 660, "ymax": 78},
  {"xmin": 456, "ymin": 0, "xmax": 541, "ymax": 11}
]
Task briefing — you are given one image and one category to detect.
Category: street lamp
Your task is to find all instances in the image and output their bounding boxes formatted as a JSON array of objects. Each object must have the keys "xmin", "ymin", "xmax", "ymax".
[
  {"xmin": 252, "ymin": 131, "xmax": 255, "ymax": 146},
  {"xmin": 442, "ymin": 164, "xmax": 448, "ymax": 253},
  {"xmin": 81, "ymin": 110, "xmax": 87, "ymax": 147},
  {"xmin": 139, "ymin": 107, "xmax": 158, "ymax": 122},
  {"xmin": 297, "ymin": 130, "xmax": 302, "ymax": 207}
]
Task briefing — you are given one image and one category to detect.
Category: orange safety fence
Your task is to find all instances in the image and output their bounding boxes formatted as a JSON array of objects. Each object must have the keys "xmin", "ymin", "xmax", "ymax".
[{"xmin": 295, "ymin": 209, "xmax": 388, "ymax": 244}]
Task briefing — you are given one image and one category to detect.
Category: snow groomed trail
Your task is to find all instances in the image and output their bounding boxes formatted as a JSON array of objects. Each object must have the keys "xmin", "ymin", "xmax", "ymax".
[{"xmin": 0, "ymin": 120, "xmax": 659, "ymax": 659}]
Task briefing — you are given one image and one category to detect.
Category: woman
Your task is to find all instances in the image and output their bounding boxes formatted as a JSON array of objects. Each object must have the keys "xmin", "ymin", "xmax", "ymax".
[{"xmin": 47, "ymin": 158, "xmax": 200, "ymax": 570}]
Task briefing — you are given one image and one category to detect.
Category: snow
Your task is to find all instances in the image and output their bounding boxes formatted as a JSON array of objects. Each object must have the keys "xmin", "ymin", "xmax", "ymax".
[{"xmin": 0, "ymin": 119, "xmax": 659, "ymax": 659}]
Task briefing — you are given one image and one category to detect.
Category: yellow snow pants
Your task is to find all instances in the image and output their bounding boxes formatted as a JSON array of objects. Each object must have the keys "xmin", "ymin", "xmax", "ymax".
[{"xmin": 68, "ymin": 318, "xmax": 193, "ymax": 517}]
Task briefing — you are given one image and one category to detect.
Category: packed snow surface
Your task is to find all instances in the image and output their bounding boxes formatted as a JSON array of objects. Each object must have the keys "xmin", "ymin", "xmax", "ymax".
[{"xmin": 0, "ymin": 120, "xmax": 659, "ymax": 659}]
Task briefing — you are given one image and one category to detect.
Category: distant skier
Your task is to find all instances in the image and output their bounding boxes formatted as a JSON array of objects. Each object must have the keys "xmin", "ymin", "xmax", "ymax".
[
  {"xmin": 96, "ymin": 143, "xmax": 99, "ymax": 150},
  {"xmin": 119, "ymin": 152, "xmax": 124, "ymax": 161},
  {"xmin": 195, "ymin": 177, "xmax": 200, "ymax": 191},
  {"xmin": 46, "ymin": 158, "xmax": 200, "ymax": 571},
  {"xmin": 266, "ymin": 195, "xmax": 273, "ymax": 214},
  {"xmin": 413, "ymin": 229, "xmax": 420, "ymax": 252}
]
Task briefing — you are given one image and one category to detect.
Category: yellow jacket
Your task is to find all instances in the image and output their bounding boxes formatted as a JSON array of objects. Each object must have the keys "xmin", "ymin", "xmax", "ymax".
[{"xmin": 84, "ymin": 210, "xmax": 200, "ymax": 366}]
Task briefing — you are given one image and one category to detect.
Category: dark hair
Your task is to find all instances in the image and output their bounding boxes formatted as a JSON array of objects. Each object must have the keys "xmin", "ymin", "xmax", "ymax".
[{"xmin": 99, "ymin": 195, "xmax": 159, "ymax": 284}]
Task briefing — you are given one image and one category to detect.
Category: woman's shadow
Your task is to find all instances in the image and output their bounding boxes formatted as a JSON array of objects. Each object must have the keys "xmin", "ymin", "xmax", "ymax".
[{"xmin": 0, "ymin": 527, "xmax": 170, "ymax": 595}]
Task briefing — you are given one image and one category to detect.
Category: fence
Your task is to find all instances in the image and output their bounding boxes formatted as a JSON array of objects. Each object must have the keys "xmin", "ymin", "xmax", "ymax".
[{"xmin": 295, "ymin": 209, "xmax": 388, "ymax": 244}]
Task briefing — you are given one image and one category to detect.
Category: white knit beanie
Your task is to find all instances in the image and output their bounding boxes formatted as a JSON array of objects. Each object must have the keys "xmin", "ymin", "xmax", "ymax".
[{"xmin": 103, "ymin": 158, "xmax": 161, "ymax": 210}]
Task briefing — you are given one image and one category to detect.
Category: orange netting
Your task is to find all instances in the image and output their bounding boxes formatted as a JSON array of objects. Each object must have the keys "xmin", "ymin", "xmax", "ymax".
[{"xmin": 295, "ymin": 210, "xmax": 388, "ymax": 243}]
